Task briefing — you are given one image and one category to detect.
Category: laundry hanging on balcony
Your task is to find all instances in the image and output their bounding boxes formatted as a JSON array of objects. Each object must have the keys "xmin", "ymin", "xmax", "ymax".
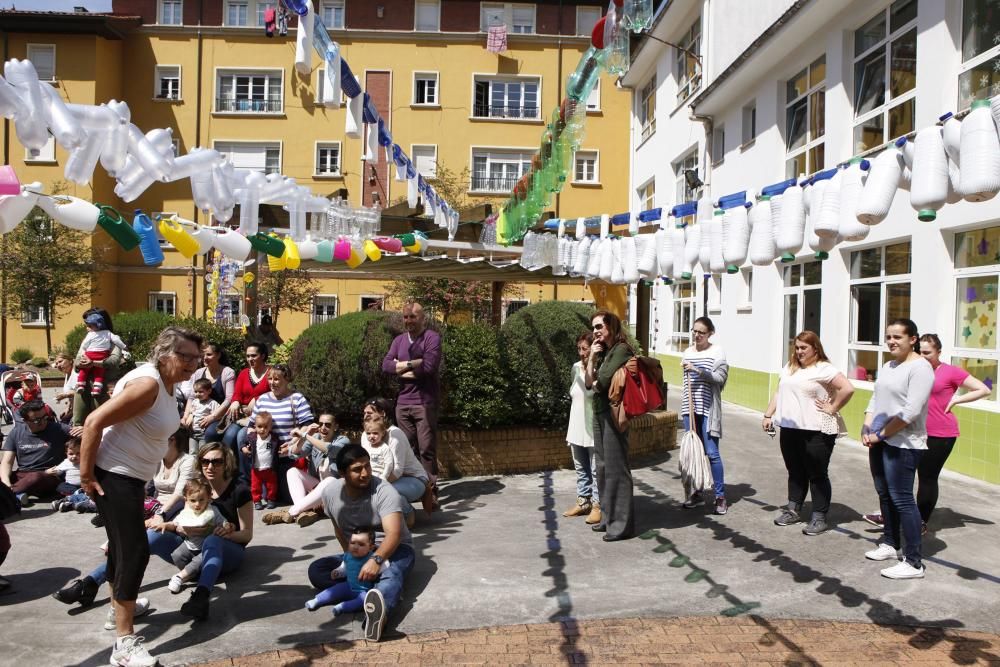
[{"xmin": 487, "ymin": 25, "xmax": 508, "ymax": 54}]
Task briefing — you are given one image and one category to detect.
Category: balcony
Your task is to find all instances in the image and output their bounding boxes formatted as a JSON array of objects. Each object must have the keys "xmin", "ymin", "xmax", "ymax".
[
  {"xmin": 471, "ymin": 173, "xmax": 520, "ymax": 193},
  {"xmin": 214, "ymin": 98, "xmax": 282, "ymax": 114},
  {"xmin": 472, "ymin": 104, "xmax": 540, "ymax": 120}
]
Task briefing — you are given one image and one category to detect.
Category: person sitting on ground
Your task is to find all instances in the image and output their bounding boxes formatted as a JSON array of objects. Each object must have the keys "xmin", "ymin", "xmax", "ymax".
[
  {"xmin": 263, "ymin": 413, "xmax": 349, "ymax": 527},
  {"xmin": 362, "ymin": 414, "xmax": 431, "ymax": 525},
  {"xmin": 182, "ymin": 378, "xmax": 221, "ymax": 452},
  {"xmin": 165, "ymin": 478, "xmax": 227, "ymax": 594},
  {"xmin": 242, "ymin": 411, "xmax": 279, "ymax": 510},
  {"xmin": 305, "ymin": 526, "xmax": 387, "ymax": 615},
  {"xmin": 308, "ymin": 444, "xmax": 417, "ymax": 642},
  {"xmin": 363, "ymin": 398, "xmax": 436, "ymax": 514},
  {"xmin": 0, "ymin": 400, "xmax": 74, "ymax": 506},
  {"xmin": 184, "ymin": 342, "xmax": 236, "ymax": 444},
  {"xmin": 222, "ymin": 343, "xmax": 272, "ymax": 483},
  {"xmin": 50, "ymin": 437, "xmax": 85, "ymax": 511}
]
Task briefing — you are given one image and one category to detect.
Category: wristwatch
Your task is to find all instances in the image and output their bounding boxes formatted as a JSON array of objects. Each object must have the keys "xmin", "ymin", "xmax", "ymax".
[
  {"xmin": 373, "ymin": 554, "xmax": 385, "ymax": 565},
  {"xmin": 406, "ymin": 361, "xmax": 414, "ymax": 370}
]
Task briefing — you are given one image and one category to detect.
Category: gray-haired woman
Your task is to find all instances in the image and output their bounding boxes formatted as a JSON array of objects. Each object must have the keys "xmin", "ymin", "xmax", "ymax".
[{"xmin": 79, "ymin": 326, "xmax": 203, "ymax": 667}]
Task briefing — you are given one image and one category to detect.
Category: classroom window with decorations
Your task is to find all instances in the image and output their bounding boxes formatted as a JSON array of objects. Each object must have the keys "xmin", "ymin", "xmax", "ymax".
[{"xmin": 953, "ymin": 226, "xmax": 1000, "ymax": 401}]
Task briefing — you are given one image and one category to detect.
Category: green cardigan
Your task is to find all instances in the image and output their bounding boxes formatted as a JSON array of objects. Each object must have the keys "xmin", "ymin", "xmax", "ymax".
[{"xmin": 593, "ymin": 342, "xmax": 632, "ymax": 414}]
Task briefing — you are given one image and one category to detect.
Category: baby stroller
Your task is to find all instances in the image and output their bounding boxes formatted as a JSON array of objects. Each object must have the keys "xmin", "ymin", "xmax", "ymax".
[{"xmin": 1, "ymin": 369, "xmax": 45, "ymax": 425}]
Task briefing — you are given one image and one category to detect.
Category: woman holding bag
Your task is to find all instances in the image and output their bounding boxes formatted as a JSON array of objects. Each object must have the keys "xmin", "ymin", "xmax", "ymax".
[{"xmin": 763, "ymin": 331, "xmax": 855, "ymax": 535}]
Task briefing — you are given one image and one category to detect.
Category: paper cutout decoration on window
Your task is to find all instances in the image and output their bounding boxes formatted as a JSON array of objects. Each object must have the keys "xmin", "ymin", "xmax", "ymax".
[
  {"xmin": 963, "ymin": 325, "xmax": 973, "ymax": 339},
  {"xmin": 968, "ymin": 286, "xmax": 978, "ymax": 302}
]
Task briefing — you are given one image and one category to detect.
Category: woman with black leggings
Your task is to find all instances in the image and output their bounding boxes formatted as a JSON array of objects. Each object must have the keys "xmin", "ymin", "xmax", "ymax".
[{"xmin": 80, "ymin": 326, "xmax": 203, "ymax": 667}]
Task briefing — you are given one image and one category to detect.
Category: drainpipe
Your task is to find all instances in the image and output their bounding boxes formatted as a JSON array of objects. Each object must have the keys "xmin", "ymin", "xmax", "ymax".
[
  {"xmin": 192, "ymin": 0, "xmax": 205, "ymax": 318},
  {"xmin": 689, "ymin": 111, "xmax": 712, "ymax": 317}
]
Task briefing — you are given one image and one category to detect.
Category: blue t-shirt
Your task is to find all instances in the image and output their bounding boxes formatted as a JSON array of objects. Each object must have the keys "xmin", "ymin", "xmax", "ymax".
[{"xmin": 343, "ymin": 552, "xmax": 375, "ymax": 593}]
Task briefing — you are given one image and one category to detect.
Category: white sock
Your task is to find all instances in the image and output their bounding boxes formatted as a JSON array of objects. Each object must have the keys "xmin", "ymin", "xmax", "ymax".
[{"xmin": 115, "ymin": 634, "xmax": 134, "ymax": 649}]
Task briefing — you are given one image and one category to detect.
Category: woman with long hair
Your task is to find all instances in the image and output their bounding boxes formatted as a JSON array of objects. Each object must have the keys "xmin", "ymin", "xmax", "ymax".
[
  {"xmin": 862, "ymin": 318, "xmax": 935, "ymax": 579},
  {"xmin": 763, "ymin": 331, "xmax": 855, "ymax": 535},
  {"xmin": 184, "ymin": 342, "xmax": 236, "ymax": 444},
  {"xmin": 681, "ymin": 316, "xmax": 730, "ymax": 515},
  {"xmin": 585, "ymin": 310, "xmax": 635, "ymax": 541},
  {"xmin": 563, "ymin": 331, "xmax": 600, "ymax": 524},
  {"xmin": 222, "ymin": 342, "xmax": 272, "ymax": 482}
]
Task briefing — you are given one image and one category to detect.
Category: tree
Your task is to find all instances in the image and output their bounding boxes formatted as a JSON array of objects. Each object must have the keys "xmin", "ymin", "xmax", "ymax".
[
  {"xmin": 0, "ymin": 182, "xmax": 104, "ymax": 355},
  {"xmin": 384, "ymin": 277, "xmax": 522, "ymax": 324},
  {"xmin": 254, "ymin": 266, "xmax": 321, "ymax": 328}
]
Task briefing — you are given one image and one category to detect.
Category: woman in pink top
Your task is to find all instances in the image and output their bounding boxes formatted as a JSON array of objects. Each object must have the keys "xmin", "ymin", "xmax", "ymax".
[{"xmin": 915, "ymin": 334, "xmax": 990, "ymax": 524}]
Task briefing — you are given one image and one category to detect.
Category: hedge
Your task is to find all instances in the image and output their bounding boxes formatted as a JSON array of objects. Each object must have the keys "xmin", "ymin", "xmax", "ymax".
[{"xmin": 440, "ymin": 322, "xmax": 512, "ymax": 428}]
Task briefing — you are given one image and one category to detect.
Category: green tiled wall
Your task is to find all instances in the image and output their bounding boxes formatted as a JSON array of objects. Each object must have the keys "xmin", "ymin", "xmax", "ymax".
[{"xmin": 660, "ymin": 355, "xmax": 1000, "ymax": 485}]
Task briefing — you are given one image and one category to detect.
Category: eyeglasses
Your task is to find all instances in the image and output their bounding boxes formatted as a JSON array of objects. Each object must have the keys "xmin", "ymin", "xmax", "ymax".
[
  {"xmin": 25, "ymin": 416, "xmax": 48, "ymax": 424},
  {"xmin": 592, "ymin": 324, "xmax": 605, "ymax": 331},
  {"xmin": 318, "ymin": 421, "xmax": 335, "ymax": 427},
  {"xmin": 174, "ymin": 350, "xmax": 202, "ymax": 363},
  {"xmin": 691, "ymin": 329, "xmax": 710, "ymax": 336},
  {"xmin": 200, "ymin": 457, "xmax": 225, "ymax": 467}
]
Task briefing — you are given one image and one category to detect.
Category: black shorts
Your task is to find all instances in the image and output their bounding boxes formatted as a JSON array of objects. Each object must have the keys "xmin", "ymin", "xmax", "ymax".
[{"xmin": 93, "ymin": 467, "xmax": 150, "ymax": 602}]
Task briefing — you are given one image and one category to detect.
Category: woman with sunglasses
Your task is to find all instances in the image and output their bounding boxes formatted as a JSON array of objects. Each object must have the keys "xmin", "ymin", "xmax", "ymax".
[
  {"xmin": 78, "ymin": 326, "xmax": 203, "ymax": 667},
  {"xmin": 585, "ymin": 310, "xmax": 635, "ymax": 542},
  {"xmin": 184, "ymin": 342, "xmax": 236, "ymax": 444},
  {"xmin": 681, "ymin": 316, "xmax": 730, "ymax": 515},
  {"xmin": 222, "ymin": 343, "xmax": 272, "ymax": 482}
]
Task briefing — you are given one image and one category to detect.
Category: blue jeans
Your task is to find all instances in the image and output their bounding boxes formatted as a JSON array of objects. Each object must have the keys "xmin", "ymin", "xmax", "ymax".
[
  {"xmin": 391, "ymin": 476, "xmax": 426, "ymax": 514},
  {"xmin": 682, "ymin": 413, "xmax": 725, "ymax": 498},
  {"xmin": 308, "ymin": 543, "xmax": 415, "ymax": 612},
  {"xmin": 569, "ymin": 444, "xmax": 598, "ymax": 503},
  {"xmin": 869, "ymin": 443, "xmax": 924, "ymax": 568},
  {"xmin": 203, "ymin": 420, "xmax": 225, "ymax": 443},
  {"xmin": 222, "ymin": 423, "xmax": 251, "ymax": 483}
]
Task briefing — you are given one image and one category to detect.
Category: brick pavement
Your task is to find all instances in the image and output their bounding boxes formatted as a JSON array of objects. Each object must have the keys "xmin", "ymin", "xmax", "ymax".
[{"xmin": 199, "ymin": 615, "xmax": 1000, "ymax": 665}]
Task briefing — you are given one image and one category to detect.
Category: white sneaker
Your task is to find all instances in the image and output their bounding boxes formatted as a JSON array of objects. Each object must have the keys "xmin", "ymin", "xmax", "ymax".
[
  {"xmin": 104, "ymin": 598, "xmax": 151, "ymax": 631},
  {"xmin": 168, "ymin": 575, "xmax": 184, "ymax": 594},
  {"xmin": 864, "ymin": 543, "xmax": 900, "ymax": 561},
  {"xmin": 881, "ymin": 560, "xmax": 925, "ymax": 579},
  {"xmin": 109, "ymin": 634, "xmax": 158, "ymax": 666}
]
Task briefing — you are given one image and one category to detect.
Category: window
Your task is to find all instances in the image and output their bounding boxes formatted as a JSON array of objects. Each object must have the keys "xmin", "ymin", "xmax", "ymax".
[
  {"xmin": 473, "ymin": 77, "xmax": 540, "ymax": 119},
  {"xmin": 155, "ymin": 66, "xmax": 181, "ymax": 100},
  {"xmin": 848, "ymin": 241, "xmax": 912, "ymax": 381},
  {"xmin": 148, "ymin": 292, "xmax": 177, "ymax": 317},
  {"xmin": 503, "ymin": 299, "xmax": 530, "ymax": 322},
  {"xmin": 781, "ymin": 261, "xmax": 823, "ymax": 364},
  {"xmin": 741, "ymin": 101, "xmax": 756, "ymax": 145},
  {"xmin": 577, "ymin": 6, "xmax": 602, "ymax": 36},
  {"xmin": 415, "ymin": 0, "xmax": 440, "ymax": 31},
  {"xmin": 952, "ymin": 225, "xmax": 1000, "ymax": 401},
  {"xmin": 312, "ymin": 295, "xmax": 339, "ymax": 324},
  {"xmin": 573, "ymin": 150, "xmax": 599, "ymax": 184},
  {"xmin": 21, "ymin": 302, "xmax": 47, "ymax": 326},
  {"xmin": 670, "ymin": 282, "xmax": 696, "ymax": 353},
  {"xmin": 413, "ymin": 72, "xmax": 439, "ymax": 105},
  {"xmin": 26, "ymin": 45, "xmax": 55, "ymax": 82},
  {"xmin": 675, "ymin": 18, "xmax": 701, "ymax": 104},
  {"xmin": 852, "ymin": 0, "xmax": 917, "ymax": 153},
  {"xmin": 159, "ymin": 0, "xmax": 182, "ymax": 24},
  {"xmin": 216, "ymin": 70, "xmax": 283, "ymax": 113},
  {"xmin": 711, "ymin": 125, "xmax": 725, "ymax": 165},
  {"xmin": 315, "ymin": 69, "xmax": 348, "ymax": 106},
  {"xmin": 315, "ymin": 142, "xmax": 341, "ymax": 176},
  {"xmin": 481, "ymin": 3, "xmax": 535, "ymax": 34},
  {"xmin": 411, "ymin": 145, "xmax": 437, "ymax": 179},
  {"xmin": 959, "ymin": 0, "xmax": 1000, "ymax": 109},
  {"xmin": 255, "ymin": 1, "xmax": 277, "ymax": 27},
  {"xmin": 214, "ymin": 141, "xmax": 281, "ymax": 174},
  {"xmin": 586, "ymin": 78, "xmax": 601, "ymax": 112},
  {"xmin": 785, "ymin": 56, "xmax": 826, "ymax": 179},
  {"xmin": 639, "ymin": 76, "xmax": 656, "ymax": 141},
  {"xmin": 740, "ymin": 267, "xmax": 754, "ymax": 308},
  {"xmin": 24, "ymin": 135, "xmax": 55, "ymax": 162},
  {"xmin": 674, "ymin": 150, "xmax": 699, "ymax": 203},
  {"xmin": 361, "ymin": 295, "xmax": 384, "ymax": 311},
  {"xmin": 321, "ymin": 0, "xmax": 345, "ymax": 28},
  {"xmin": 219, "ymin": 293, "xmax": 243, "ymax": 327},
  {"xmin": 225, "ymin": 0, "xmax": 249, "ymax": 26},
  {"xmin": 637, "ymin": 179, "xmax": 655, "ymax": 211},
  {"xmin": 471, "ymin": 150, "xmax": 532, "ymax": 192}
]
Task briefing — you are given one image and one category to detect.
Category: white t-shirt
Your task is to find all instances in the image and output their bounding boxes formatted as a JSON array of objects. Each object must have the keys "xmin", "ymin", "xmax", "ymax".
[
  {"xmin": 255, "ymin": 435, "xmax": 274, "ymax": 470},
  {"xmin": 773, "ymin": 361, "xmax": 845, "ymax": 435},
  {"xmin": 364, "ymin": 441, "xmax": 397, "ymax": 481},
  {"xmin": 96, "ymin": 363, "xmax": 180, "ymax": 481}
]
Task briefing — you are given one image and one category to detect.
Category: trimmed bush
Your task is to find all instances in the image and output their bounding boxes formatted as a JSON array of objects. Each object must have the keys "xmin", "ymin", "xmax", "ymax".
[
  {"xmin": 174, "ymin": 317, "xmax": 247, "ymax": 372},
  {"xmin": 10, "ymin": 348, "xmax": 33, "ymax": 364},
  {"xmin": 440, "ymin": 322, "xmax": 512, "ymax": 429},
  {"xmin": 289, "ymin": 311, "xmax": 404, "ymax": 425},
  {"xmin": 30, "ymin": 357, "xmax": 49, "ymax": 367}
]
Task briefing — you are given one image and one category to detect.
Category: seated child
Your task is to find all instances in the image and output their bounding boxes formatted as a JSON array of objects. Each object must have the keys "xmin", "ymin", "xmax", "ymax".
[
  {"xmin": 241, "ymin": 411, "xmax": 278, "ymax": 510},
  {"xmin": 305, "ymin": 526, "xmax": 387, "ymax": 615},
  {"xmin": 182, "ymin": 378, "xmax": 220, "ymax": 452},
  {"xmin": 165, "ymin": 478, "xmax": 226, "ymax": 594},
  {"xmin": 50, "ymin": 438, "xmax": 85, "ymax": 512},
  {"xmin": 9, "ymin": 374, "xmax": 42, "ymax": 412}
]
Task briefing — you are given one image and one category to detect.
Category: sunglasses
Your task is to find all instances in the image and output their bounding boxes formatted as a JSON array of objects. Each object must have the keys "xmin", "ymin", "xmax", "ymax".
[
  {"xmin": 200, "ymin": 457, "xmax": 225, "ymax": 467},
  {"xmin": 318, "ymin": 421, "xmax": 335, "ymax": 427},
  {"xmin": 592, "ymin": 324, "xmax": 605, "ymax": 331}
]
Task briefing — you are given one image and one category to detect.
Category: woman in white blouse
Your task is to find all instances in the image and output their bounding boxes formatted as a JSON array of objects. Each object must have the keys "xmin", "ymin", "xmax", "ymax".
[{"xmin": 763, "ymin": 331, "xmax": 854, "ymax": 536}]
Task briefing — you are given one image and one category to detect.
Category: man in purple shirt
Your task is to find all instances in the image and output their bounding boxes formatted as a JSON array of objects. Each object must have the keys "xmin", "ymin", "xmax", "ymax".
[{"xmin": 381, "ymin": 302, "xmax": 442, "ymax": 487}]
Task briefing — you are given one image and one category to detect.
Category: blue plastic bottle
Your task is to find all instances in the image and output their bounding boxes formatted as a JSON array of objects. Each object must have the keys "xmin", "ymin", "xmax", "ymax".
[{"xmin": 133, "ymin": 210, "xmax": 164, "ymax": 266}]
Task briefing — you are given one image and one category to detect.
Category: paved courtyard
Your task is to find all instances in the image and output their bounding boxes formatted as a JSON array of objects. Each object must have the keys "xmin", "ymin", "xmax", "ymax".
[{"xmin": 1, "ymin": 393, "xmax": 999, "ymax": 665}]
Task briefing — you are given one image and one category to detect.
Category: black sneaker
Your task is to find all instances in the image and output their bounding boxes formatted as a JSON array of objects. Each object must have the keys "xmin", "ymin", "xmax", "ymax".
[
  {"xmin": 265, "ymin": 501, "xmax": 277, "ymax": 510},
  {"xmin": 52, "ymin": 576, "xmax": 99, "ymax": 606},
  {"xmin": 91, "ymin": 514, "xmax": 105, "ymax": 527},
  {"xmin": 363, "ymin": 589, "xmax": 387, "ymax": 642},
  {"xmin": 180, "ymin": 586, "xmax": 210, "ymax": 621},
  {"xmin": 253, "ymin": 501, "xmax": 264, "ymax": 510}
]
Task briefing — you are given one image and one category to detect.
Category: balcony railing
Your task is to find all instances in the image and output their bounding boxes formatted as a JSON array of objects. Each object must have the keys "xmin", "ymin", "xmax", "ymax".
[
  {"xmin": 471, "ymin": 173, "xmax": 520, "ymax": 193},
  {"xmin": 215, "ymin": 97, "xmax": 282, "ymax": 113},
  {"xmin": 472, "ymin": 104, "xmax": 539, "ymax": 120}
]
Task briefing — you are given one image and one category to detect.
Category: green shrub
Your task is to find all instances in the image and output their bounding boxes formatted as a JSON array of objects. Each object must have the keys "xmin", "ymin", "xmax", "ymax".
[
  {"xmin": 440, "ymin": 322, "xmax": 513, "ymax": 428},
  {"xmin": 289, "ymin": 311, "xmax": 404, "ymax": 425},
  {"xmin": 30, "ymin": 357, "xmax": 49, "ymax": 367},
  {"xmin": 499, "ymin": 301, "xmax": 641, "ymax": 429},
  {"xmin": 175, "ymin": 317, "xmax": 247, "ymax": 372},
  {"xmin": 63, "ymin": 324, "xmax": 86, "ymax": 358},
  {"xmin": 10, "ymin": 348, "xmax": 33, "ymax": 364},
  {"xmin": 270, "ymin": 338, "xmax": 295, "ymax": 365}
]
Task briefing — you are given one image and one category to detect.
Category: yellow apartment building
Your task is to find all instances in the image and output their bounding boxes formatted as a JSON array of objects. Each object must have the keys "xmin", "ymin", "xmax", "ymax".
[{"xmin": 0, "ymin": 1, "xmax": 630, "ymax": 359}]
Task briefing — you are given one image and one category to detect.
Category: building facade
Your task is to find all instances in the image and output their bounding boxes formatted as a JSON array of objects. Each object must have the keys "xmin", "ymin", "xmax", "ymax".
[
  {"xmin": 624, "ymin": 0, "xmax": 1000, "ymax": 483},
  {"xmin": 1, "ymin": 0, "xmax": 630, "ymax": 357}
]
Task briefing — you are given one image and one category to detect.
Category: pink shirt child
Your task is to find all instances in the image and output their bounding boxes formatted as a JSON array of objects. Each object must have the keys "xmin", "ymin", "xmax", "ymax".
[{"xmin": 925, "ymin": 363, "xmax": 969, "ymax": 438}]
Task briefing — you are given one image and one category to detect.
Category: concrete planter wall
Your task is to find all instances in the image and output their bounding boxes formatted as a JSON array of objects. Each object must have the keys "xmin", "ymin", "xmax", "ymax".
[{"xmin": 436, "ymin": 410, "xmax": 679, "ymax": 479}]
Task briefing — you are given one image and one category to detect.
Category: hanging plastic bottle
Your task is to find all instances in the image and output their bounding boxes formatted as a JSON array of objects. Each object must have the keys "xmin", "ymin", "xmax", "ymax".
[
  {"xmin": 4, "ymin": 59, "xmax": 51, "ymax": 157},
  {"xmin": 363, "ymin": 239, "xmax": 382, "ymax": 261},
  {"xmin": 373, "ymin": 236, "xmax": 403, "ymax": 253},
  {"xmin": 586, "ymin": 238, "xmax": 603, "ymax": 278},
  {"xmin": 622, "ymin": 236, "xmax": 639, "ymax": 283},
  {"xmin": 345, "ymin": 240, "xmax": 367, "ymax": 268},
  {"xmin": 333, "ymin": 236, "xmax": 353, "ymax": 261},
  {"xmin": 748, "ymin": 196, "xmax": 776, "ymax": 266},
  {"xmin": 573, "ymin": 235, "xmax": 593, "ymax": 275},
  {"xmin": 709, "ymin": 211, "xmax": 726, "ymax": 274},
  {"xmin": 157, "ymin": 215, "xmax": 199, "ymax": 257},
  {"xmin": 941, "ymin": 112, "xmax": 963, "ymax": 204},
  {"xmin": 248, "ymin": 231, "xmax": 286, "ymax": 257},
  {"xmin": 806, "ymin": 211, "xmax": 837, "ymax": 261},
  {"xmin": 282, "ymin": 235, "xmax": 301, "ymax": 269},
  {"xmin": 133, "ymin": 210, "xmax": 164, "ymax": 266},
  {"xmin": 623, "ymin": 0, "xmax": 654, "ymax": 31},
  {"xmin": 722, "ymin": 203, "xmax": 750, "ymax": 273},
  {"xmin": 211, "ymin": 228, "xmax": 252, "ymax": 261},
  {"xmin": 636, "ymin": 234, "xmax": 657, "ymax": 278},
  {"xmin": 610, "ymin": 239, "xmax": 625, "ymax": 284},
  {"xmin": 838, "ymin": 159, "xmax": 870, "ymax": 242},
  {"xmin": 64, "ymin": 129, "xmax": 106, "ymax": 186},
  {"xmin": 668, "ymin": 226, "xmax": 686, "ymax": 280},
  {"xmin": 95, "ymin": 206, "xmax": 141, "ymax": 250},
  {"xmin": 813, "ymin": 168, "xmax": 842, "ymax": 238},
  {"xmin": 960, "ymin": 99, "xmax": 1000, "ymax": 202},
  {"xmin": 682, "ymin": 224, "xmax": 700, "ymax": 280},
  {"xmin": 909, "ymin": 125, "xmax": 949, "ymax": 221},
  {"xmin": 775, "ymin": 182, "xmax": 805, "ymax": 261},
  {"xmin": 598, "ymin": 237, "xmax": 615, "ymax": 282},
  {"xmin": 314, "ymin": 239, "xmax": 334, "ymax": 263},
  {"xmin": 697, "ymin": 218, "xmax": 712, "ymax": 270},
  {"xmin": 605, "ymin": 19, "xmax": 630, "ymax": 76},
  {"xmin": 566, "ymin": 46, "xmax": 604, "ymax": 103},
  {"xmin": 185, "ymin": 220, "xmax": 215, "ymax": 255},
  {"xmin": 857, "ymin": 142, "xmax": 903, "ymax": 225},
  {"xmin": 768, "ymin": 193, "xmax": 785, "ymax": 260},
  {"xmin": 0, "ymin": 187, "xmax": 40, "ymax": 234},
  {"xmin": 298, "ymin": 237, "xmax": 319, "ymax": 261},
  {"xmin": 267, "ymin": 237, "xmax": 287, "ymax": 272}
]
